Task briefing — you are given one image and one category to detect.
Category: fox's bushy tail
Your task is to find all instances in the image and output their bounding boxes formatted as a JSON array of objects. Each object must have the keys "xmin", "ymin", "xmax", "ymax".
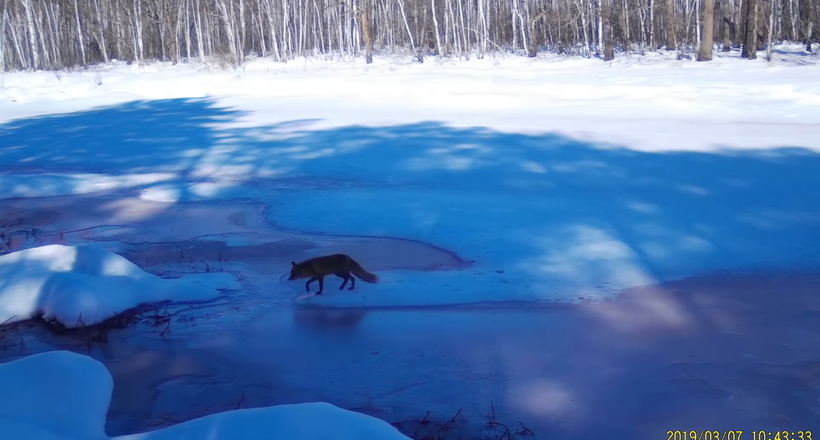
[{"xmin": 349, "ymin": 259, "xmax": 378, "ymax": 283}]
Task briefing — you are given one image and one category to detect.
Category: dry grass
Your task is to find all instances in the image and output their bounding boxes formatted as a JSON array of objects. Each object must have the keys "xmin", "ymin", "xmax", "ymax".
[{"xmin": 391, "ymin": 402, "xmax": 536, "ymax": 440}]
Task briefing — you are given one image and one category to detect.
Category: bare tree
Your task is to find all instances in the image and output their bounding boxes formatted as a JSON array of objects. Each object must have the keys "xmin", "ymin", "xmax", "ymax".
[
  {"xmin": 806, "ymin": 0, "xmax": 816, "ymax": 52},
  {"xmin": 742, "ymin": 0, "xmax": 757, "ymax": 57},
  {"xmin": 665, "ymin": 0, "xmax": 677, "ymax": 49},
  {"xmin": 720, "ymin": 0, "xmax": 733, "ymax": 50},
  {"xmin": 766, "ymin": 0, "xmax": 777, "ymax": 60},
  {"xmin": 21, "ymin": 0, "xmax": 39, "ymax": 69},
  {"xmin": 360, "ymin": 0, "xmax": 374, "ymax": 62},
  {"xmin": 697, "ymin": 0, "xmax": 716, "ymax": 59},
  {"xmin": 0, "ymin": 0, "xmax": 815, "ymax": 71},
  {"xmin": 0, "ymin": 1, "xmax": 7, "ymax": 72},
  {"xmin": 602, "ymin": 0, "xmax": 615, "ymax": 59}
]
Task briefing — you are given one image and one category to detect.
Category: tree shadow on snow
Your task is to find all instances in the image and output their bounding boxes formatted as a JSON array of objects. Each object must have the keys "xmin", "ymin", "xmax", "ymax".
[
  {"xmin": 0, "ymin": 97, "xmax": 243, "ymax": 183},
  {"xmin": 2, "ymin": 97, "xmax": 820, "ymax": 300}
]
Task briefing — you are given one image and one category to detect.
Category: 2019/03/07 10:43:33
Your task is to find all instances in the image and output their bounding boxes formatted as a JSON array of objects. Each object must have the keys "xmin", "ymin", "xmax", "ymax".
[{"xmin": 667, "ymin": 431, "xmax": 814, "ymax": 440}]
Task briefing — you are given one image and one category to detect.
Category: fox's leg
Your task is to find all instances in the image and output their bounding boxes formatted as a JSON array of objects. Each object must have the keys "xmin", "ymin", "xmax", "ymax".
[
  {"xmin": 316, "ymin": 276, "xmax": 324, "ymax": 295},
  {"xmin": 336, "ymin": 271, "xmax": 350, "ymax": 290},
  {"xmin": 348, "ymin": 274, "xmax": 355, "ymax": 290},
  {"xmin": 305, "ymin": 277, "xmax": 317, "ymax": 292}
]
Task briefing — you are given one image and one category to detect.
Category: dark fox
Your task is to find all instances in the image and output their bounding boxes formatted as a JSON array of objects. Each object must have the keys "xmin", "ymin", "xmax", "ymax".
[{"xmin": 288, "ymin": 254, "xmax": 379, "ymax": 295}]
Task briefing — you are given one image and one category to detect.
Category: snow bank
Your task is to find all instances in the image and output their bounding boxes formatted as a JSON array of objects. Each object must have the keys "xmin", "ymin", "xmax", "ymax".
[
  {"xmin": 1, "ymin": 45, "xmax": 819, "ymax": 185},
  {"xmin": 112, "ymin": 402, "xmax": 410, "ymax": 440},
  {"xmin": 0, "ymin": 351, "xmax": 411, "ymax": 440},
  {"xmin": 0, "ymin": 244, "xmax": 239, "ymax": 327},
  {"xmin": 0, "ymin": 351, "xmax": 112, "ymax": 440}
]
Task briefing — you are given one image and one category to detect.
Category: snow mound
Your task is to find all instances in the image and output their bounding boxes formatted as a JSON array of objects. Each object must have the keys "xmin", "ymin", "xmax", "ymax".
[
  {"xmin": 0, "ymin": 351, "xmax": 411, "ymax": 440},
  {"xmin": 0, "ymin": 351, "xmax": 112, "ymax": 440},
  {"xmin": 0, "ymin": 244, "xmax": 239, "ymax": 327},
  {"xmin": 112, "ymin": 402, "xmax": 410, "ymax": 440}
]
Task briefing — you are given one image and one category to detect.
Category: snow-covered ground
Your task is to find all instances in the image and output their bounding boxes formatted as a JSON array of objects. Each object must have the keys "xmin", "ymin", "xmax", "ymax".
[
  {"xmin": 1, "ymin": 45, "xmax": 820, "ymax": 439},
  {"xmin": 2, "ymin": 44, "xmax": 819, "ymax": 153},
  {"xmin": 1, "ymin": 45, "xmax": 819, "ymax": 307}
]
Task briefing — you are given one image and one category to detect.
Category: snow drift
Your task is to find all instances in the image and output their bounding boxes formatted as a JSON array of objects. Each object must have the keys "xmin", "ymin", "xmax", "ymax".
[
  {"xmin": 0, "ymin": 244, "xmax": 239, "ymax": 328},
  {"xmin": 112, "ymin": 402, "xmax": 411, "ymax": 440}
]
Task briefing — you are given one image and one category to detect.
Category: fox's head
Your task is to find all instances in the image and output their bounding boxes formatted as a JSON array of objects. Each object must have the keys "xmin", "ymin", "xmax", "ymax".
[{"xmin": 288, "ymin": 261, "xmax": 307, "ymax": 280}]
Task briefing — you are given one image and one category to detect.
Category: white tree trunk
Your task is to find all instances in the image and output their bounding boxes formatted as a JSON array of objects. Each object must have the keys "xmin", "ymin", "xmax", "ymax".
[
  {"xmin": 93, "ymin": 0, "xmax": 109, "ymax": 62},
  {"xmin": 9, "ymin": 7, "xmax": 28, "ymax": 69},
  {"xmin": 576, "ymin": 0, "xmax": 591, "ymax": 56},
  {"xmin": 788, "ymin": 0, "xmax": 796, "ymax": 38},
  {"xmin": 766, "ymin": 0, "xmax": 776, "ymax": 60},
  {"xmin": 597, "ymin": 0, "xmax": 603, "ymax": 52},
  {"xmin": 185, "ymin": 0, "xmax": 192, "ymax": 60},
  {"xmin": 238, "ymin": 0, "xmax": 246, "ymax": 60},
  {"xmin": 0, "ymin": 2, "xmax": 8, "ymax": 72},
  {"xmin": 216, "ymin": 0, "xmax": 239, "ymax": 63},
  {"xmin": 650, "ymin": 0, "xmax": 656, "ymax": 47},
  {"xmin": 431, "ymin": 0, "xmax": 442, "ymax": 54},
  {"xmin": 396, "ymin": 0, "xmax": 417, "ymax": 56},
  {"xmin": 135, "ymin": 0, "xmax": 144, "ymax": 61},
  {"xmin": 283, "ymin": 0, "xmax": 291, "ymax": 58},
  {"xmin": 195, "ymin": 0, "xmax": 206, "ymax": 59},
  {"xmin": 22, "ymin": 0, "xmax": 39, "ymax": 69}
]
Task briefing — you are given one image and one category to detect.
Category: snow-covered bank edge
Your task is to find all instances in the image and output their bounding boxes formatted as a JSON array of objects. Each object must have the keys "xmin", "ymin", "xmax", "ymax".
[
  {"xmin": 2, "ymin": 41, "xmax": 817, "ymax": 76},
  {"xmin": 0, "ymin": 244, "xmax": 239, "ymax": 328},
  {"xmin": 2, "ymin": 42, "xmax": 819, "ymax": 149},
  {"xmin": 0, "ymin": 351, "xmax": 411, "ymax": 440}
]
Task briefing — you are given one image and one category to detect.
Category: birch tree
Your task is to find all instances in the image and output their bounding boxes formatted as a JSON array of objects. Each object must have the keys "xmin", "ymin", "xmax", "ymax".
[{"xmin": 1, "ymin": 0, "xmax": 817, "ymax": 71}]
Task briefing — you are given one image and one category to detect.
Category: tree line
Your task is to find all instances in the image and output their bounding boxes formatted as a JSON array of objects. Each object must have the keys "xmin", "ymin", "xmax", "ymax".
[{"xmin": 0, "ymin": 0, "xmax": 817, "ymax": 71}]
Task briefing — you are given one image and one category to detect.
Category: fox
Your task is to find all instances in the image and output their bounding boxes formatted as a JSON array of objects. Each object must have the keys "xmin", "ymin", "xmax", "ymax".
[{"xmin": 288, "ymin": 253, "xmax": 379, "ymax": 295}]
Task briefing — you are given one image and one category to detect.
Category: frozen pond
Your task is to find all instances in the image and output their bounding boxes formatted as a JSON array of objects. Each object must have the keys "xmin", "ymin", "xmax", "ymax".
[{"xmin": 3, "ymin": 63, "xmax": 820, "ymax": 438}]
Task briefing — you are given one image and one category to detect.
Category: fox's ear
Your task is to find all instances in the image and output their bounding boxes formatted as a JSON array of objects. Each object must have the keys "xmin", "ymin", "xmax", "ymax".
[{"xmin": 291, "ymin": 262, "xmax": 298, "ymax": 267}]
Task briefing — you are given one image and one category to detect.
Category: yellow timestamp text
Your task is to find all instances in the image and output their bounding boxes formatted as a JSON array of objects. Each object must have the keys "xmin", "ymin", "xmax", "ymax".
[
  {"xmin": 666, "ymin": 431, "xmax": 814, "ymax": 440},
  {"xmin": 667, "ymin": 431, "xmax": 744, "ymax": 440},
  {"xmin": 752, "ymin": 432, "xmax": 813, "ymax": 440}
]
